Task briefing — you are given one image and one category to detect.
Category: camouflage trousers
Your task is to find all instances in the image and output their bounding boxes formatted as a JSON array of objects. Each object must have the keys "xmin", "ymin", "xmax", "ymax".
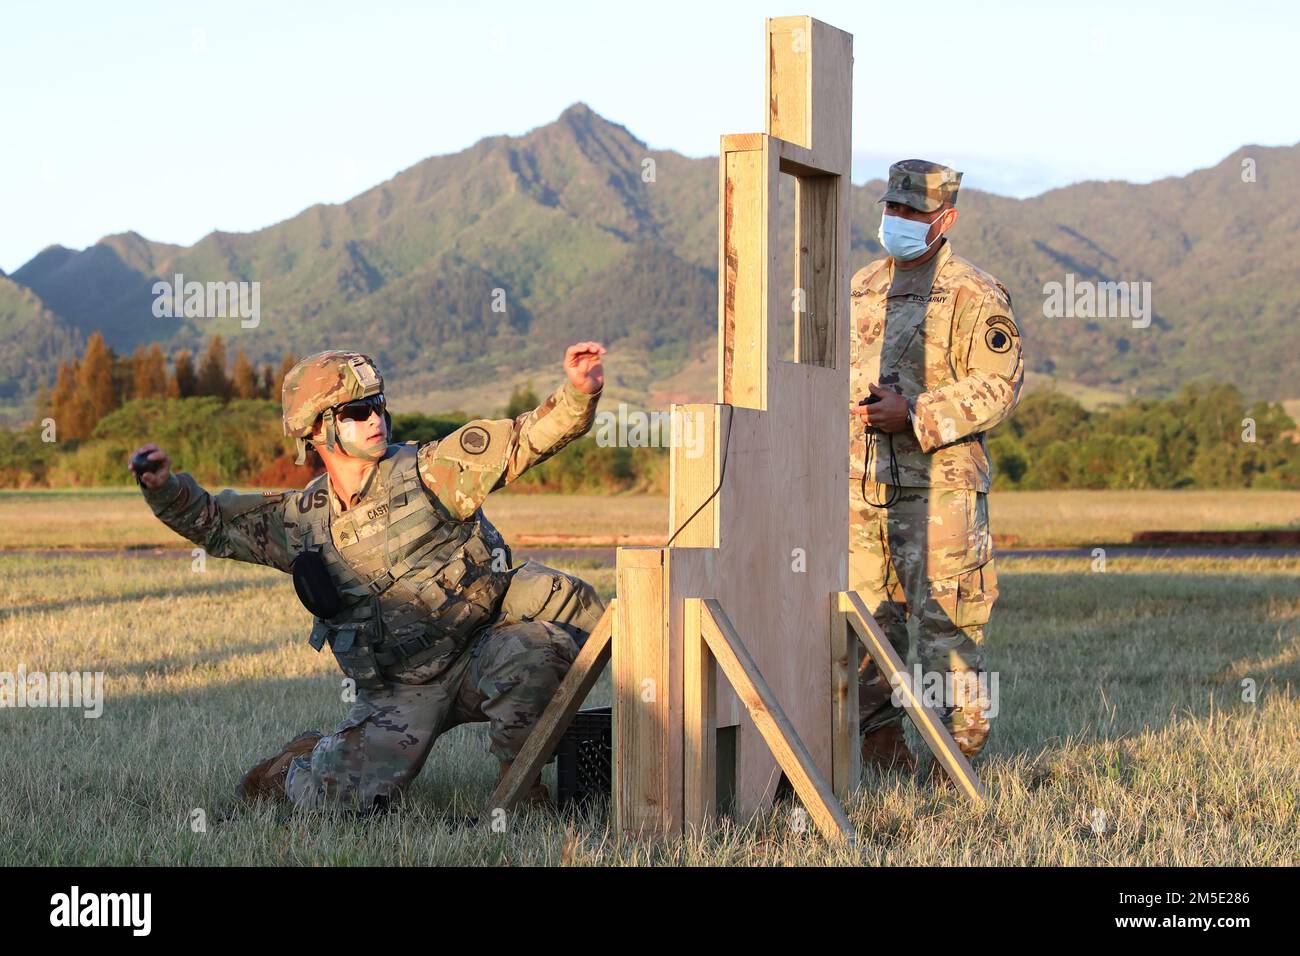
[
  {"xmin": 849, "ymin": 480, "xmax": 999, "ymax": 760},
  {"xmin": 285, "ymin": 616, "xmax": 577, "ymax": 810}
]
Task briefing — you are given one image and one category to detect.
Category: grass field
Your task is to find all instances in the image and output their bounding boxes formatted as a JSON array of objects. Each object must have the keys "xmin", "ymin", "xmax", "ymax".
[
  {"xmin": 1, "ymin": 487, "xmax": 1297, "ymax": 550},
  {"xmin": 2, "ymin": 548, "xmax": 1296, "ymax": 865}
]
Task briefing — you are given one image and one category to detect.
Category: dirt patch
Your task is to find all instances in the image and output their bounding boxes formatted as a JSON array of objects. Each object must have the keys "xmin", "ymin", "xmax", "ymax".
[
  {"xmin": 1132, "ymin": 529, "xmax": 1300, "ymax": 546},
  {"xmin": 512, "ymin": 533, "xmax": 663, "ymax": 547}
]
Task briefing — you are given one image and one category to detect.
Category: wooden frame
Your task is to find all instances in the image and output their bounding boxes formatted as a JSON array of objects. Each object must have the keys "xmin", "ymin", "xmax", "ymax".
[
  {"xmin": 688, "ymin": 598, "xmax": 853, "ymax": 841},
  {"xmin": 615, "ymin": 16, "xmax": 856, "ymax": 836},
  {"xmin": 835, "ymin": 591, "xmax": 987, "ymax": 803},
  {"xmin": 493, "ymin": 15, "xmax": 985, "ymax": 840},
  {"xmin": 487, "ymin": 602, "xmax": 615, "ymax": 815}
]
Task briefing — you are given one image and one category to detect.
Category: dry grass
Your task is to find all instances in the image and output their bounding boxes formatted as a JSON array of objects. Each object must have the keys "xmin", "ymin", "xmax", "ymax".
[
  {"xmin": 2, "ymin": 488, "xmax": 1297, "ymax": 551},
  {"xmin": 1, "ymin": 550, "xmax": 1295, "ymax": 866},
  {"xmin": 989, "ymin": 489, "xmax": 1300, "ymax": 547}
]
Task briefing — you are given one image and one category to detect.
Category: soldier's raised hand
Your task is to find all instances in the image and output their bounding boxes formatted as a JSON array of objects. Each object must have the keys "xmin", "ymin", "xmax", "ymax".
[
  {"xmin": 128, "ymin": 443, "xmax": 171, "ymax": 490},
  {"xmin": 564, "ymin": 341, "xmax": 606, "ymax": 394}
]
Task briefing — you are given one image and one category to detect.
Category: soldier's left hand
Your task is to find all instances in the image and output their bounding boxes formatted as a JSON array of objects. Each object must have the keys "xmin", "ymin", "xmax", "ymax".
[
  {"xmin": 850, "ymin": 384, "xmax": 911, "ymax": 433},
  {"xmin": 564, "ymin": 341, "xmax": 606, "ymax": 394}
]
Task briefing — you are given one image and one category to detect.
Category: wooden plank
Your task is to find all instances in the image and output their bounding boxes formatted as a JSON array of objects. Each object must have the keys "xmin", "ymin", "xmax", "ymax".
[
  {"xmin": 664, "ymin": 546, "xmax": 739, "ymax": 735},
  {"xmin": 829, "ymin": 605, "xmax": 860, "ymax": 800},
  {"xmin": 838, "ymin": 591, "xmax": 987, "ymax": 804},
  {"xmin": 485, "ymin": 602, "xmax": 614, "ymax": 815},
  {"xmin": 666, "ymin": 404, "xmax": 727, "ymax": 733},
  {"xmin": 668, "ymin": 403, "xmax": 720, "ymax": 548},
  {"xmin": 767, "ymin": 17, "xmax": 853, "ymax": 172},
  {"xmin": 774, "ymin": 138, "xmax": 833, "ymax": 178},
  {"xmin": 698, "ymin": 598, "xmax": 854, "ymax": 842},
  {"xmin": 614, "ymin": 548, "xmax": 676, "ymax": 835},
  {"xmin": 683, "ymin": 596, "xmax": 716, "ymax": 830},
  {"xmin": 760, "ymin": 136, "xmax": 781, "ymax": 411},
  {"xmin": 725, "ymin": 365, "xmax": 844, "ymax": 816},
  {"xmin": 807, "ymin": 19, "xmax": 853, "ymax": 172},
  {"xmin": 720, "ymin": 145, "xmax": 768, "ymax": 409},
  {"xmin": 766, "ymin": 17, "xmax": 811, "ymax": 150},
  {"xmin": 721, "ymin": 133, "xmax": 763, "ymax": 153},
  {"xmin": 795, "ymin": 175, "xmax": 836, "ymax": 367}
]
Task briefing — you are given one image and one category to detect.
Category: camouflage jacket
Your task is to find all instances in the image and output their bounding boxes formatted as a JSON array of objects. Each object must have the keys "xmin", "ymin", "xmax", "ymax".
[
  {"xmin": 141, "ymin": 380, "xmax": 601, "ymax": 570},
  {"xmin": 849, "ymin": 240, "xmax": 1023, "ymax": 491}
]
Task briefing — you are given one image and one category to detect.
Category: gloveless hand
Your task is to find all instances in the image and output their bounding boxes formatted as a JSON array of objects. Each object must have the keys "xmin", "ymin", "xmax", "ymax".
[
  {"xmin": 128, "ymin": 443, "xmax": 172, "ymax": 490},
  {"xmin": 564, "ymin": 341, "xmax": 607, "ymax": 395},
  {"xmin": 849, "ymin": 384, "xmax": 911, "ymax": 433}
]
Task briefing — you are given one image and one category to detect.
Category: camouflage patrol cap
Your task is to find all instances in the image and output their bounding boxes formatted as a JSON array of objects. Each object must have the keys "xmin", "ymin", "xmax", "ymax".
[
  {"xmin": 282, "ymin": 350, "xmax": 383, "ymax": 439},
  {"xmin": 878, "ymin": 159, "xmax": 963, "ymax": 213}
]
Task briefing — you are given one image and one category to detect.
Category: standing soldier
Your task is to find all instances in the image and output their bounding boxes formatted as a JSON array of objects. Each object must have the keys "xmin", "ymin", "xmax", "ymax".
[
  {"xmin": 849, "ymin": 160, "xmax": 1023, "ymax": 773},
  {"xmin": 130, "ymin": 342, "xmax": 608, "ymax": 811}
]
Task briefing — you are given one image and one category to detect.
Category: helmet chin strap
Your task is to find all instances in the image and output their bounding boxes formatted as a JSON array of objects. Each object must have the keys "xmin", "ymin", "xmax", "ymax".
[
  {"xmin": 337, "ymin": 434, "xmax": 387, "ymax": 461},
  {"xmin": 329, "ymin": 409, "xmax": 389, "ymax": 462}
]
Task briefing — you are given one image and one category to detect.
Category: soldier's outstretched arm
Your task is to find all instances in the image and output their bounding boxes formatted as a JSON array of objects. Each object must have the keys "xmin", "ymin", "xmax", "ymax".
[
  {"xmin": 417, "ymin": 341, "xmax": 606, "ymax": 520},
  {"xmin": 130, "ymin": 443, "xmax": 294, "ymax": 571},
  {"xmin": 912, "ymin": 290, "xmax": 1024, "ymax": 451}
]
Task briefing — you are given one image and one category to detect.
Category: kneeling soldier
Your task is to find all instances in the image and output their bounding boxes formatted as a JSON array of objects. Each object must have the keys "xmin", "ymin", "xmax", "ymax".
[{"xmin": 132, "ymin": 342, "xmax": 607, "ymax": 810}]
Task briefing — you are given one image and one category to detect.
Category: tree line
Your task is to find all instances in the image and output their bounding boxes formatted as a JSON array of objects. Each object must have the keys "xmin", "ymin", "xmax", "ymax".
[
  {"xmin": 36, "ymin": 333, "xmax": 298, "ymax": 441},
  {"xmin": 987, "ymin": 384, "xmax": 1298, "ymax": 490},
  {"xmin": 4, "ymin": 335, "xmax": 1297, "ymax": 492}
]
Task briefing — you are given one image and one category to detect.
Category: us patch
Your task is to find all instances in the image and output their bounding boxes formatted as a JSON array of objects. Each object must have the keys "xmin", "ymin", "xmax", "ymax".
[{"xmin": 460, "ymin": 426, "xmax": 490, "ymax": 455}]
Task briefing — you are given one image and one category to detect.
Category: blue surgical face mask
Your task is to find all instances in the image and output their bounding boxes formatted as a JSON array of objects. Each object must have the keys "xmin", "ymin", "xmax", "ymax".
[{"xmin": 878, "ymin": 210, "xmax": 945, "ymax": 261}]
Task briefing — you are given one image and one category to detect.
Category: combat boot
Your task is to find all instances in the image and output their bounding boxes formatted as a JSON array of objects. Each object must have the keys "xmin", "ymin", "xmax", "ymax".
[
  {"xmin": 924, "ymin": 734, "xmax": 985, "ymax": 790},
  {"xmin": 860, "ymin": 722, "xmax": 917, "ymax": 774},
  {"xmin": 237, "ymin": 730, "xmax": 322, "ymax": 802},
  {"xmin": 498, "ymin": 760, "xmax": 552, "ymax": 807}
]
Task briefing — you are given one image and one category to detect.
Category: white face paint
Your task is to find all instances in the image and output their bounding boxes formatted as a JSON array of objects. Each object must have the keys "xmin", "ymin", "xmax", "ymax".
[
  {"xmin": 315, "ymin": 407, "xmax": 388, "ymax": 461},
  {"xmin": 335, "ymin": 411, "xmax": 388, "ymax": 461}
]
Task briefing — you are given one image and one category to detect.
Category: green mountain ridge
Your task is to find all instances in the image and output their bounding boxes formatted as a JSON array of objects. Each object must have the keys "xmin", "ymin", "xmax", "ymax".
[{"xmin": 4, "ymin": 104, "xmax": 1297, "ymax": 423}]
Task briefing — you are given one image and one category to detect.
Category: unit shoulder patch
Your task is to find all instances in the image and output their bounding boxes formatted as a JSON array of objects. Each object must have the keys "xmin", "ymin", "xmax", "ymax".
[
  {"xmin": 984, "ymin": 314, "xmax": 1019, "ymax": 353},
  {"xmin": 459, "ymin": 426, "xmax": 491, "ymax": 455}
]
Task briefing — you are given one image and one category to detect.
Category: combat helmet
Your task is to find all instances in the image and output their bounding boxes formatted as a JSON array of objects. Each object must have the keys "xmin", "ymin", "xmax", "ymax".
[{"xmin": 282, "ymin": 350, "xmax": 389, "ymax": 464}]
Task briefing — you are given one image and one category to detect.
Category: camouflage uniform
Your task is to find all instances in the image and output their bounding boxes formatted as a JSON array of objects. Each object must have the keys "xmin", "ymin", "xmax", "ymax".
[
  {"xmin": 142, "ymin": 367, "xmax": 603, "ymax": 809},
  {"xmin": 850, "ymin": 160, "xmax": 1023, "ymax": 761}
]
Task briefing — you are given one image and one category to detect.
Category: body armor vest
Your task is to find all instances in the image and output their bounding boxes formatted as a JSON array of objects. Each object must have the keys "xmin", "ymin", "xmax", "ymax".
[{"xmin": 287, "ymin": 442, "xmax": 512, "ymax": 682}]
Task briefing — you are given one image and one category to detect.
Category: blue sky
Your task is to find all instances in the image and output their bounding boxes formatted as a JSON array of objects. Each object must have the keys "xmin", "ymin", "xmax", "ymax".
[{"xmin": 0, "ymin": 0, "xmax": 1295, "ymax": 273}]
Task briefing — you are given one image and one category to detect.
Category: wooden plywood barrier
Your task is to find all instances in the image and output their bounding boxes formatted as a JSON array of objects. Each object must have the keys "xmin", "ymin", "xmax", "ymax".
[
  {"xmin": 491, "ymin": 14, "xmax": 984, "ymax": 840},
  {"xmin": 617, "ymin": 15, "xmax": 855, "ymax": 836}
]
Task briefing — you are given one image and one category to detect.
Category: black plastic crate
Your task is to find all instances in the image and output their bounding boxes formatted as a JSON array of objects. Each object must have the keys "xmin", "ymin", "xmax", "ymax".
[{"xmin": 555, "ymin": 706, "xmax": 611, "ymax": 808}]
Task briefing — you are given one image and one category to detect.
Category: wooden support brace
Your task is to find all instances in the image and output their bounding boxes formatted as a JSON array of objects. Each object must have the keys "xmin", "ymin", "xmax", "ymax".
[
  {"xmin": 693, "ymin": 598, "xmax": 855, "ymax": 842},
  {"xmin": 683, "ymin": 596, "xmax": 716, "ymax": 829},
  {"xmin": 836, "ymin": 591, "xmax": 987, "ymax": 804},
  {"xmin": 830, "ymin": 594, "xmax": 860, "ymax": 799},
  {"xmin": 486, "ymin": 601, "xmax": 615, "ymax": 816},
  {"xmin": 614, "ymin": 550, "xmax": 677, "ymax": 835}
]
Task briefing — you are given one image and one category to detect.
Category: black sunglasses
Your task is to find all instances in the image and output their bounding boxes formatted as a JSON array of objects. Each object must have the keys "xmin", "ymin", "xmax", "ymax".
[{"xmin": 332, "ymin": 394, "xmax": 386, "ymax": 423}]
